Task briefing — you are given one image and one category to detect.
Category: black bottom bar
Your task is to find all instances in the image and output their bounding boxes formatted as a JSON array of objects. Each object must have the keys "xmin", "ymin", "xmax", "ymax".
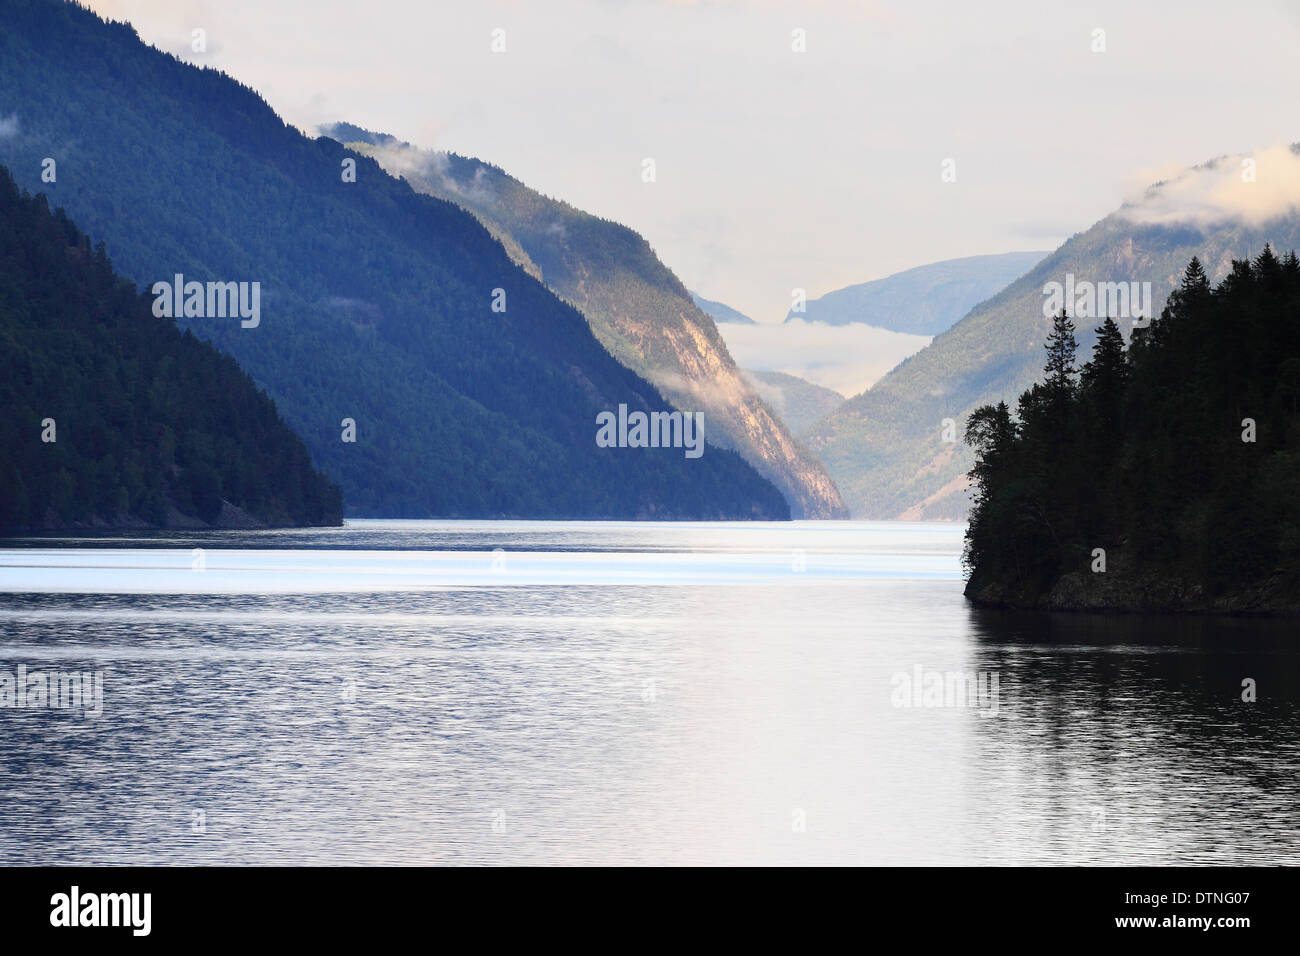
[{"xmin": 0, "ymin": 865, "xmax": 1285, "ymax": 943}]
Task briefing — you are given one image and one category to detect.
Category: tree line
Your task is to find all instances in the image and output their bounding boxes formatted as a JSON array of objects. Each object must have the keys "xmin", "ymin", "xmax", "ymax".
[{"xmin": 964, "ymin": 248, "xmax": 1300, "ymax": 606}]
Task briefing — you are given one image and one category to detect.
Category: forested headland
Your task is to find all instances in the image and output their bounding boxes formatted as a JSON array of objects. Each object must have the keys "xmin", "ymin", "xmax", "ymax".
[{"xmin": 964, "ymin": 248, "xmax": 1300, "ymax": 614}]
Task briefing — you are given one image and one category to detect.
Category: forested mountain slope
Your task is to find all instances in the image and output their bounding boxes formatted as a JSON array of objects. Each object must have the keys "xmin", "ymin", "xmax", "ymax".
[
  {"xmin": 0, "ymin": 0, "xmax": 787, "ymax": 519},
  {"xmin": 333, "ymin": 126, "xmax": 845, "ymax": 518},
  {"xmin": 0, "ymin": 168, "xmax": 342, "ymax": 530}
]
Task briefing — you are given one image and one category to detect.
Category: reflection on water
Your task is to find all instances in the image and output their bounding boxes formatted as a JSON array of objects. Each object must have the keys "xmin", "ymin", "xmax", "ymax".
[
  {"xmin": 965, "ymin": 610, "xmax": 1300, "ymax": 864},
  {"xmin": 0, "ymin": 521, "xmax": 1296, "ymax": 865}
]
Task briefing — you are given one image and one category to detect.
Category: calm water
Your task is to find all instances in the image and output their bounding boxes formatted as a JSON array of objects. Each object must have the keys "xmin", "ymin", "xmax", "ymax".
[{"xmin": 0, "ymin": 520, "xmax": 1296, "ymax": 865}]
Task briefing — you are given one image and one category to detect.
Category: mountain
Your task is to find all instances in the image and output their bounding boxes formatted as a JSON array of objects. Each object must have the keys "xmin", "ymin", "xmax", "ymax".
[
  {"xmin": 0, "ymin": 168, "xmax": 342, "ymax": 531},
  {"xmin": 784, "ymin": 252, "xmax": 1049, "ymax": 334},
  {"xmin": 717, "ymin": 319, "xmax": 933, "ymax": 402},
  {"xmin": 0, "ymin": 0, "xmax": 789, "ymax": 520},
  {"xmin": 964, "ymin": 252, "xmax": 1300, "ymax": 614},
  {"xmin": 331, "ymin": 126, "xmax": 846, "ymax": 518},
  {"xmin": 690, "ymin": 292, "xmax": 756, "ymax": 325},
  {"xmin": 741, "ymin": 370, "xmax": 846, "ymax": 438},
  {"xmin": 808, "ymin": 155, "xmax": 1300, "ymax": 520}
]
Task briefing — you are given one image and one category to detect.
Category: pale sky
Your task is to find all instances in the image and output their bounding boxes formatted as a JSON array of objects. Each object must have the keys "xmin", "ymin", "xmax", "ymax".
[{"xmin": 86, "ymin": 0, "xmax": 1300, "ymax": 324}]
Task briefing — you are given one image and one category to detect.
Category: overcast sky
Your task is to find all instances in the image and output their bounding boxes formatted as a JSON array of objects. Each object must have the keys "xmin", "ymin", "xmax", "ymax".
[{"xmin": 87, "ymin": 0, "xmax": 1300, "ymax": 325}]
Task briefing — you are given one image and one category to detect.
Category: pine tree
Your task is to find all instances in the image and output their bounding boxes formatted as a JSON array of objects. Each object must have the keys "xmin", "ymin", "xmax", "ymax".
[
  {"xmin": 962, "ymin": 401, "xmax": 1016, "ymax": 576},
  {"xmin": 1080, "ymin": 317, "xmax": 1129, "ymax": 474},
  {"xmin": 1182, "ymin": 256, "xmax": 1209, "ymax": 292},
  {"xmin": 1256, "ymin": 243, "xmax": 1281, "ymax": 279},
  {"xmin": 1041, "ymin": 309, "xmax": 1079, "ymax": 448},
  {"xmin": 1081, "ymin": 317, "xmax": 1127, "ymax": 394},
  {"xmin": 1043, "ymin": 309, "xmax": 1078, "ymax": 394}
]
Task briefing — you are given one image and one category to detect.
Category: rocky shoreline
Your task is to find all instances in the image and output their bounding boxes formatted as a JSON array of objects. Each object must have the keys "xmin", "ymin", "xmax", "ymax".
[{"xmin": 965, "ymin": 567, "xmax": 1300, "ymax": 617}]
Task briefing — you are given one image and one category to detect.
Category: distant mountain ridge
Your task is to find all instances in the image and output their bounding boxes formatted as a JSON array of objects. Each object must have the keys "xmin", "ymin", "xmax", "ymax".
[
  {"xmin": 690, "ymin": 292, "xmax": 756, "ymax": 325},
  {"xmin": 330, "ymin": 124, "xmax": 845, "ymax": 517},
  {"xmin": 808, "ymin": 153, "xmax": 1300, "ymax": 520},
  {"xmin": 0, "ymin": 0, "xmax": 789, "ymax": 520},
  {"xmin": 785, "ymin": 252, "xmax": 1049, "ymax": 335}
]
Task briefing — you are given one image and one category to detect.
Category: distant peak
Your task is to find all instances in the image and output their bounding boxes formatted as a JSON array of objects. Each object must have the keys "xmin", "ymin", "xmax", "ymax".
[{"xmin": 318, "ymin": 122, "xmax": 408, "ymax": 149}]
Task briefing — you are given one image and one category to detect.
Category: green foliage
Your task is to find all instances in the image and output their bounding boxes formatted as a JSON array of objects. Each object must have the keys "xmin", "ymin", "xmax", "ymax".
[
  {"xmin": 0, "ymin": 167, "xmax": 342, "ymax": 529},
  {"xmin": 964, "ymin": 250, "xmax": 1300, "ymax": 601},
  {"xmin": 0, "ymin": 0, "xmax": 787, "ymax": 520}
]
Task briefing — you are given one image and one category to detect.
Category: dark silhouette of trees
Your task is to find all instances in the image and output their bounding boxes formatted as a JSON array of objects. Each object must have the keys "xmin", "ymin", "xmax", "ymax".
[
  {"xmin": 1043, "ymin": 309, "xmax": 1079, "ymax": 396},
  {"xmin": 964, "ymin": 251, "xmax": 1300, "ymax": 608}
]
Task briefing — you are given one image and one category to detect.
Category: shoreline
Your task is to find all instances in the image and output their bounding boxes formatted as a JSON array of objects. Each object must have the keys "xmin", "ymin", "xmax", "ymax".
[{"xmin": 965, "ymin": 568, "xmax": 1300, "ymax": 618}]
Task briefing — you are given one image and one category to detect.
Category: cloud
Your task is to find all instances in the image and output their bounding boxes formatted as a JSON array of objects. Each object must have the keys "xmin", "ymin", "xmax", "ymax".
[
  {"xmin": 453, "ymin": 165, "xmax": 500, "ymax": 206},
  {"xmin": 362, "ymin": 141, "xmax": 438, "ymax": 181},
  {"xmin": 648, "ymin": 368, "xmax": 753, "ymax": 423},
  {"xmin": 1118, "ymin": 144, "xmax": 1300, "ymax": 228},
  {"xmin": 716, "ymin": 319, "xmax": 931, "ymax": 397},
  {"xmin": 739, "ymin": 371, "xmax": 786, "ymax": 416},
  {"xmin": 351, "ymin": 141, "xmax": 504, "ymax": 208},
  {"xmin": 0, "ymin": 114, "xmax": 18, "ymax": 139}
]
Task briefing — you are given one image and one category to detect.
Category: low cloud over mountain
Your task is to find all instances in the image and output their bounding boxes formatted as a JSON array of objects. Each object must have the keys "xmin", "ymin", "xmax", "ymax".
[{"xmin": 1120, "ymin": 144, "xmax": 1300, "ymax": 229}]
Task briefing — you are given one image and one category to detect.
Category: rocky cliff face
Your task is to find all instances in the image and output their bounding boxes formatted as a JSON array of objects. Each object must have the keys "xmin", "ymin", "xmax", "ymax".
[
  {"xmin": 628, "ymin": 308, "xmax": 847, "ymax": 519},
  {"xmin": 342, "ymin": 135, "xmax": 847, "ymax": 518}
]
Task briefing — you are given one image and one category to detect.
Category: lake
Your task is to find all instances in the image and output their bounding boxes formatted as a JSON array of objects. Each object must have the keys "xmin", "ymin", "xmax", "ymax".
[{"xmin": 0, "ymin": 520, "xmax": 1296, "ymax": 865}]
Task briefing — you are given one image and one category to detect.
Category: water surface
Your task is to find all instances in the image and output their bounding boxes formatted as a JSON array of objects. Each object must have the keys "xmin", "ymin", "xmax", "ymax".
[{"xmin": 0, "ymin": 520, "xmax": 1295, "ymax": 865}]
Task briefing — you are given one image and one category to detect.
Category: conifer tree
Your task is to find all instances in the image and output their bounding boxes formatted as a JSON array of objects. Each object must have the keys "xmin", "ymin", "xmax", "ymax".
[
  {"xmin": 1182, "ymin": 255, "xmax": 1209, "ymax": 292},
  {"xmin": 1081, "ymin": 318, "xmax": 1127, "ymax": 395},
  {"xmin": 1043, "ymin": 309, "xmax": 1078, "ymax": 395}
]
